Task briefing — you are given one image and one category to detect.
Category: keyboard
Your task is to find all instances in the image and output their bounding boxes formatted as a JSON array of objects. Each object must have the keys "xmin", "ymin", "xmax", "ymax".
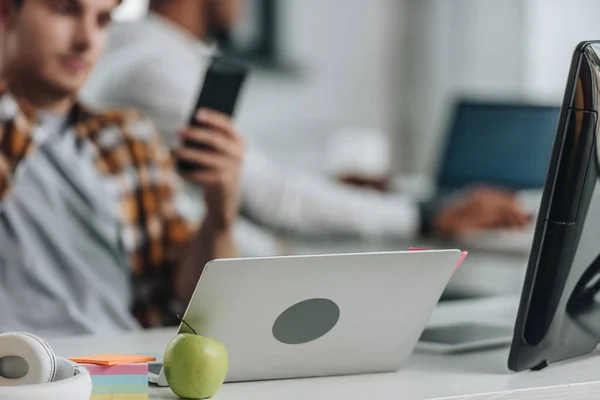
[
  {"xmin": 454, "ymin": 224, "xmax": 536, "ymax": 254},
  {"xmin": 148, "ymin": 363, "xmax": 163, "ymax": 375},
  {"xmin": 452, "ymin": 189, "xmax": 541, "ymax": 254}
]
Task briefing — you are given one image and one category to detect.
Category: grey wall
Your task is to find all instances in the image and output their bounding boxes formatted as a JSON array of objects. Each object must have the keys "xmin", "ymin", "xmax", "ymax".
[
  {"xmin": 400, "ymin": 0, "xmax": 600, "ymax": 175},
  {"xmin": 235, "ymin": 0, "xmax": 409, "ymax": 174},
  {"xmin": 401, "ymin": 0, "xmax": 527, "ymax": 174}
]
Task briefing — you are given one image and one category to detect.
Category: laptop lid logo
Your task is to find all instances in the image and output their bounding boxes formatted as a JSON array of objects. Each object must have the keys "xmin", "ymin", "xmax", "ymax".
[{"xmin": 272, "ymin": 298, "xmax": 340, "ymax": 345}]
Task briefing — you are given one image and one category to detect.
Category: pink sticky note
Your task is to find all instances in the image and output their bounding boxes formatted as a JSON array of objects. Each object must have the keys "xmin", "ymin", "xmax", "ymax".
[
  {"xmin": 409, "ymin": 247, "xmax": 468, "ymax": 274},
  {"xmin": 79, "ymin": 363, "xmax": 149, "ymax": 375}
]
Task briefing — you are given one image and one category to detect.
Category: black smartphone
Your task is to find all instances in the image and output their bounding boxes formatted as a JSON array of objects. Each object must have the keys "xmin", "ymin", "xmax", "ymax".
[{"xmin": 178, "ymin": 56, "xmax": 248, "ymax": 172}]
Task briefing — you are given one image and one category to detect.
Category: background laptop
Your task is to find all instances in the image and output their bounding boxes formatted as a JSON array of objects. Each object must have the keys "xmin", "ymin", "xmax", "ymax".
[
  {"xmin": 435, "ymin": 99, "xmax": 560, "ymax": 194},
  {"xmin": 434, "ymin": 99, "xmax": 560, "ymax": 252}
]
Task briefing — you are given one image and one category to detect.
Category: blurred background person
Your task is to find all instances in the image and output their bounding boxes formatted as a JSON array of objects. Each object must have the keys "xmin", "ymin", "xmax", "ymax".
[{"xmin": 82, "ymin": 0, "xmax": 530, "ymax": 256}]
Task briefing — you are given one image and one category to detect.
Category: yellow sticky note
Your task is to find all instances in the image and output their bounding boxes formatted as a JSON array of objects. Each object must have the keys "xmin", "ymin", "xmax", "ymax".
[
  {"xmin": 90, "ymin": 395, "xmax": 148, "ymax": 400},
  {"xmin": 68, "ymin": 354, "xmax": 156, "ymax": 366}
]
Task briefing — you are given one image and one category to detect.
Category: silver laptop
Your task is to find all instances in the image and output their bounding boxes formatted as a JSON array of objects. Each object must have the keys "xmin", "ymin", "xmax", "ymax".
[{"xmin": 149, "ymin": 250, "xmax": 462, "ymax": 384}]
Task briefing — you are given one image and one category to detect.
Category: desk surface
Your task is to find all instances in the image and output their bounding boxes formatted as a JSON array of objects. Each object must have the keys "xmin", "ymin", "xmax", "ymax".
[{"xmin": 47, "ymin": 297, "xmax": 600, "ymax": 400}]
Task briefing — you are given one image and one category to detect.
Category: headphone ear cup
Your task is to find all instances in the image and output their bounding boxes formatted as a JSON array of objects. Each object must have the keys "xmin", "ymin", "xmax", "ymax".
[
  {"xmin": 54, "ymin": 358, "xmax": 76, "ymax": 382},
  {"xmin": 0, "ymin": 332, "xmax": 57, "ymax": 386}
]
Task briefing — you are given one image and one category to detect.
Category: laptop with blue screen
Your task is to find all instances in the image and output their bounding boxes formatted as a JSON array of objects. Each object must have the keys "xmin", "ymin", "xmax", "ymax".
[{"xmin": 436, "ymin": 100, "xmax": 560, "ymax": 194}]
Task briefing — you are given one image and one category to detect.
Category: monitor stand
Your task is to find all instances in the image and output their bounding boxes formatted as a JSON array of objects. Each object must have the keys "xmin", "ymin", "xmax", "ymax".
[
  {"xmin": 568, "ymin": 163, "xmax": 600, "ymax": 344},
  {"xmin": 568, "ymin": 254, "xmax": 600, "ymax": 339}
]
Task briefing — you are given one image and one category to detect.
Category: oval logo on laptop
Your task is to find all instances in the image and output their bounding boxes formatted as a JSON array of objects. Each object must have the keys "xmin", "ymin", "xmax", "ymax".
[{"xmin": 272, "ymin": 298, "xmax": 340, "ymax": 345}]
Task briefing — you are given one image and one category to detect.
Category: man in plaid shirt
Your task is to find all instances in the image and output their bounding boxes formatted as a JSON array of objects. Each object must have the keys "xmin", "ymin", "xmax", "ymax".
[{"xmin": 0, "ymin": 0, "xmax": 244, "ymax": 336}]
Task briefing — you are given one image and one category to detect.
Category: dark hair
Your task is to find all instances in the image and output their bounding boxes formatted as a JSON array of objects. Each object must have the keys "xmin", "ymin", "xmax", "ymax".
[
  {"xmin": 12, "ymin": 0, "xmax": 122, "ymax": 9},
  {"xmin": 149, "ymin": 0, "xmax": 168, "ymax": 9}
]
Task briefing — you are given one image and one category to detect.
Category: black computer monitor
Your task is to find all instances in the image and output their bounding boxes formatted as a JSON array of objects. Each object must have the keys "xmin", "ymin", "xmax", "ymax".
[
  {"xmin": 509, "ymin": 41, "xmax": 600, "ymax": 371},
  {"xmin": 437, "ymin": 100, "xmax": 560, "ymax": 192}
]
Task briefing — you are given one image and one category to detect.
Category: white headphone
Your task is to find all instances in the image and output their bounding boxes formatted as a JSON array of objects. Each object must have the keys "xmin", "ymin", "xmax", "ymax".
[{"xmin": 0, "ymin": 332, "xmax": 92, "ymax": 400}]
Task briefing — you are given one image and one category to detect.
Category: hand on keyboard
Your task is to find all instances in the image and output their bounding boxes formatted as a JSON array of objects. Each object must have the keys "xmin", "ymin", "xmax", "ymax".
[{"xmin": 433, "ymin": 187, "xmax": 532, "ymax": 238}]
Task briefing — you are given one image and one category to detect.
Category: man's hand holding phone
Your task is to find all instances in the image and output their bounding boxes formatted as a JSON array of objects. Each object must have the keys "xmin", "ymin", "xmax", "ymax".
[{"xmin": 174, "ymin": 108, "xmax": 245, "ymax": 231}]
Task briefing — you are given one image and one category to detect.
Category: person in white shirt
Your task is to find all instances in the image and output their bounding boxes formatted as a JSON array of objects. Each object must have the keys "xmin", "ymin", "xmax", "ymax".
[{"xmin": 81, "ymin": 0, "xmax": 530, "ymax": 253}]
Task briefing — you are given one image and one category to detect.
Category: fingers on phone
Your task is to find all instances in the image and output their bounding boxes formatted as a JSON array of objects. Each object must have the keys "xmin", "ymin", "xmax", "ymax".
[
  {"xmin": 195, "ymin": 109, "xmax": 236, "ymax": 137},
  {"xmin": 174, "ymin": 148, "xmax": 228, "ymax": 169},
  {"xmin": 179, "ymin": 129, "xmax": 244, "ymax": 161},
  {"xmin": 181, "ymin": 129, "xmax": 228, "ymax": 153}
]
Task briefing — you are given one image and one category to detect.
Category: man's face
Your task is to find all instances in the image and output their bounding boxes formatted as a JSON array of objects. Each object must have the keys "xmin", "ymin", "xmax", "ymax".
[
  {"xmin": 206, "ymin": 0, "xmax": 242, "ymax": 38},
  {"xmin": 3, "ymin": 0, "xmax": 118, "ymax": 96}
]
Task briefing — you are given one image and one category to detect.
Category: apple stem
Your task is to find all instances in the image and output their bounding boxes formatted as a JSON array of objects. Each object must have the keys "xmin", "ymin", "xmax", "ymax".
[{"xmin": 176, "ymin": 314, "xmax": 198, "ymax": 335}]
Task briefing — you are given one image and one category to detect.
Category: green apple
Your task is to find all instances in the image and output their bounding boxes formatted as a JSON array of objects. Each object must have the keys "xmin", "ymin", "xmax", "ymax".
[{"xmin": 163, "ymin": 333, "xmax": 229, "ymax": 399}]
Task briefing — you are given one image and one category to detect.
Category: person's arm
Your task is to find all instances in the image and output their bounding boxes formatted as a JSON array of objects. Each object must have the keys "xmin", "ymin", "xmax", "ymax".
[
  {"xmin": 171, "ymin": 109, "xmax": 244, "ymax": 303},
  {"xmin": 174, "ymin": 217, "xmax": 237, "ymax": 302},
  {"xmin": 240, "ymin": 150, "xmax": 531, "ymax": 240},
  {"xmin": 239, "ymin": 149, "xmax": 422, "ymax": 239},
  {"xmin": 128, "ymin": 110, "xmax": 242, "ymax": 317}
]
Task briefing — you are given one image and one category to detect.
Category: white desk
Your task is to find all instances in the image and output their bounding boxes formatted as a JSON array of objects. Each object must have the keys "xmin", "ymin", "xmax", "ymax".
[{"xmin": 47, "ymin": 297, "xmax": 600, "ymax": 400}]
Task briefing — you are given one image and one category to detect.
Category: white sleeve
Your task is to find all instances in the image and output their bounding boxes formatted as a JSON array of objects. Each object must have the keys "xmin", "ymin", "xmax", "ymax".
[{"xmin": 240, "ymin": 147, "xmax": 421, "ymax": 239}]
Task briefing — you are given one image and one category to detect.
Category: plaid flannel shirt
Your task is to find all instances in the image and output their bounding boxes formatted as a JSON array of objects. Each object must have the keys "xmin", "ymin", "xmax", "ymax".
[{"xmin": 0, "ymin": 85, "xmax": 196, "ymax": 328}]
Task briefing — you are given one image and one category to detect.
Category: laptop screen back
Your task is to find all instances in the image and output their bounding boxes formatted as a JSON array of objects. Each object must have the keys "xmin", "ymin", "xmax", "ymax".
[{"xmin": 437, "ymin": 101, "xmax": 560, "ymax": 191}]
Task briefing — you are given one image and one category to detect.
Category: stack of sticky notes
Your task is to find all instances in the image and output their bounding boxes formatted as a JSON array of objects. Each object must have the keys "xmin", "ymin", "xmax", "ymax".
[{"xmin": 69, "ymin": 354, "xmax": 156, "ymax": 400}]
